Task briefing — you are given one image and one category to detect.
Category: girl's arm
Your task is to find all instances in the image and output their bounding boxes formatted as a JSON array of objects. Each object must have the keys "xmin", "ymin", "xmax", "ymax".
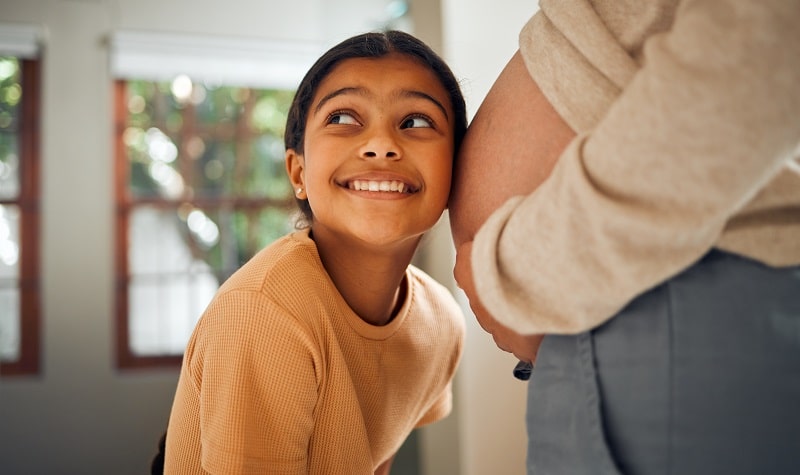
[{"xmin": 194, "ymin": 291, "xmax": 318, "ymax": 473}]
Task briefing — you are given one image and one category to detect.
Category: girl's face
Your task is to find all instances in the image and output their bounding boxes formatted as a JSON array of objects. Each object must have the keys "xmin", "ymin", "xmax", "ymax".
[{"xmin": 286, "ymin": 53, "xmax": 455, "ymax": 250}]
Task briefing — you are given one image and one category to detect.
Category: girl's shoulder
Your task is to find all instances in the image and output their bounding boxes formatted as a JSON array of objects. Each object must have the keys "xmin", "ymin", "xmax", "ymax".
[
  {"xmin": 220, "ymin": 229, "xmax": 323, "ymax": 294},
  {"xmin": 201, "ymin": 229, "xmax": 334, "ymax": 324},
  {"xmin": 191, "ymin": 230, "xmax": 332, "ymax": 345},
  {"xmin": 405, "ymin": 265, "xmax": 465, "ymax": 329}
]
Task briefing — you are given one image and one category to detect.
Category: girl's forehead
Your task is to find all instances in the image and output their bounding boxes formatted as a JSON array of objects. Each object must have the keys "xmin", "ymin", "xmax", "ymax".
[{"xmin": 312, "ymin": 53, "xmax": 450, "ymax": 110}]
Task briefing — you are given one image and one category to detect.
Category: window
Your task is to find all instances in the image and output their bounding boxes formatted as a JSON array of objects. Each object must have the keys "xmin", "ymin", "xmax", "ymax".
[
  {"xmin": 114, "ymin": 77, "xmax": 298, "ymax": 368},
  {"xmin": 110, "ymin": 31, "xmax": 323, "ymax": 369},
  {"xmin": 0, "ymin": 55, "xmax": 41, "ymax": 376}
]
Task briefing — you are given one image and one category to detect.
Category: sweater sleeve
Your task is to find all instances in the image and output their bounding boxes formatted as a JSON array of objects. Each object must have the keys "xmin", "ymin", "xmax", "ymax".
[
  {"xmin": 415, "ymin": 381, "xmax": 453, "ymax": 428},
  {"xmin": 195, "ymin": 290, "xmax": 319, "ymax": 474},
  {"xmin": 472, "ymin": 0, "xmax": 800, "ymax": 335}
]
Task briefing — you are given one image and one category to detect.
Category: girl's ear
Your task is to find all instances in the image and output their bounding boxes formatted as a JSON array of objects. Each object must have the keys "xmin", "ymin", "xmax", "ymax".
[{"xmin": 285, "ymin": 149, "xmax": 306, "ymax": 199}]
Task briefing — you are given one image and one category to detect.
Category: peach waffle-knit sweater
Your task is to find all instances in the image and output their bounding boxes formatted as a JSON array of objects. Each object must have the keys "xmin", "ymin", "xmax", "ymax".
[
  {"xmin": 474, "ymin": 0, "xmax": 800, "ymax": 335},
  {"xmin": 164, "ymin": 229, "xmax": 464, "ymax": 474}
]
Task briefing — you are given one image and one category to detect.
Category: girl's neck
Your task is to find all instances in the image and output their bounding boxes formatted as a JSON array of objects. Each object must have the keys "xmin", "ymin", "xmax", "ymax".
[{"xmin": 311, "ymin": 229, "xmax": 419, "ymax": 326}]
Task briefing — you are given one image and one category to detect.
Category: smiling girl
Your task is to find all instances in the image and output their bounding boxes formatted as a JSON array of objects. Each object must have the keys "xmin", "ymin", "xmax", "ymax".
[{"xmin": 163, "ymin": 31, "xmax": 468, "ymax": 474}]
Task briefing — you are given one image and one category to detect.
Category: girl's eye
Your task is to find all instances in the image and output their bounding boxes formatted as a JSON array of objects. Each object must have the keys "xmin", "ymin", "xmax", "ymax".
[
  {"xmin": 328, "ymin": 112, "xmax": 359, "ymax": 125},
  {"xmin": 401, "ymin": 115, "xmax": 433, "ymax": 129}
]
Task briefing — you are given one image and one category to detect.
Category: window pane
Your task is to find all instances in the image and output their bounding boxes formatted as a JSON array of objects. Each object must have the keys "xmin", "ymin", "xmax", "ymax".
[
  {"xmin": 0, "ymin": 134, "xmax": 19, "ymax": 200},
  {"xmin": 0, "ymin": 204, "xmax": 20, "ymax": 362},
  {"xmin": 0, "ymin": 57, "xmax": 21, "ymax": 200},
  {"xmin": 0, "ymin": 288, "xmax": 20, "ymax": 362},
  {"xmin": 128, "ymin": 206, "xmax": 219, "ymax": 356},
  {"xmin": 129, "ymin": 271, "xmax": 216, "ymax": 356}
]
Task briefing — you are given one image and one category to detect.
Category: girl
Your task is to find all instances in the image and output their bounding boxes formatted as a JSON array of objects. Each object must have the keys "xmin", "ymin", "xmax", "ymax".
[{"xmin": 164, "ymin": 30, "xmax": 468, "ymax": 474}]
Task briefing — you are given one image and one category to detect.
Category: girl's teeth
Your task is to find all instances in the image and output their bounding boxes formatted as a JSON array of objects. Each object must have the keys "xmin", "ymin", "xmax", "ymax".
[{"xmin": 352, "ymin": 180, "xmax": 407, "ymax": 193}]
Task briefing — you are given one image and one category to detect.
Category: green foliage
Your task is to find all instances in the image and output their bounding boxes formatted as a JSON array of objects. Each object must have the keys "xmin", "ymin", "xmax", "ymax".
[
  {"xmin": 124, "ymin": 77, "xmax": 296, "ymax": 276},
  {"xmin": 0, "ymin": 57, "xmax": 20, "ymax": 198}
]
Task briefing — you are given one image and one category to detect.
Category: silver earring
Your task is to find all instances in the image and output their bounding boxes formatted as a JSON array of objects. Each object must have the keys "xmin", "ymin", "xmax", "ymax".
[{"xmin": 296, "ymin": 187, "xmax": 303, "ymax": 195}]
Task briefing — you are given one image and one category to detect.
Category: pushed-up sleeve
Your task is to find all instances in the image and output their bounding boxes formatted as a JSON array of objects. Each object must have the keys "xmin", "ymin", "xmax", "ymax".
[{"xmin": 473, "ymin": 0, "xmax": 800, "ymax": 335}]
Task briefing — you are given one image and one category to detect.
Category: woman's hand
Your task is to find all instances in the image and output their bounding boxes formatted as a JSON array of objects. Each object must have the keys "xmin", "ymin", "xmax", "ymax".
[{"xmin": 454, "ymin": 240, "xmax": 543, "ymax": 364}]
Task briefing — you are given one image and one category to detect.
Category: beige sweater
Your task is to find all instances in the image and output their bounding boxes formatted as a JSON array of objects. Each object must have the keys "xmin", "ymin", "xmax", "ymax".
[{"xmin": 474, "ymin": 0, "xmax": 800, "ymax": 335}]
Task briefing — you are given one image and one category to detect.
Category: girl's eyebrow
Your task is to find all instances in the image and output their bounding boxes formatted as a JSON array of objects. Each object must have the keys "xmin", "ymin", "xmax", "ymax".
[
  {"xmin": 401, "ymin": 90, "xmax": 449, "ymax": 121},
  {"xmin": 313, "ymin": 86, "xmax": 450, "ymax": 121},
  {"xmin": 314, "ymin": 87, "xmax": 364, "ymax": 115}
]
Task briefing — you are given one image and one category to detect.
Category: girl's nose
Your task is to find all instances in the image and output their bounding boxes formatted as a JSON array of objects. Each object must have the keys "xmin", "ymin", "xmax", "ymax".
[{"xmin": 360, "ymin": 130, "xmax": 401, "ymax": 160}]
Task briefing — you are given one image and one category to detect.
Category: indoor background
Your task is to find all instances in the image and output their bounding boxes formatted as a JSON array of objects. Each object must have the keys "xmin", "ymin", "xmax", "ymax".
[{"xmin": 0, "ymin": 1, "xmax": 537, "ymax": 473}]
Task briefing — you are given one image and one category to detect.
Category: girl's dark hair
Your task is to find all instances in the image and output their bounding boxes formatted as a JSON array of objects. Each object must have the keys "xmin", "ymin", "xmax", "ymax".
[{"xmin": 284, "ymin": 30, "xmax": 468, "ymax": 222}]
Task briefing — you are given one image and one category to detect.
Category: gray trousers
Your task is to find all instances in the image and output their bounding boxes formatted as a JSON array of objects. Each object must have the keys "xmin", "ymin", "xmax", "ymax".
[{"xmin": 526, "ymin": 250, "xmax": 800, "ymax": 475}]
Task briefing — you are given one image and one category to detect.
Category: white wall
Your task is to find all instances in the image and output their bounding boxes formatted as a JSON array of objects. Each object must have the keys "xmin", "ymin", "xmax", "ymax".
[
  {"xmin": 439, "ymin": 2, "xmax": 539, "ymax": 474},
  {"xmin": 0, "ymin": 0, "xmax": 540, "ymax": 473}
]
